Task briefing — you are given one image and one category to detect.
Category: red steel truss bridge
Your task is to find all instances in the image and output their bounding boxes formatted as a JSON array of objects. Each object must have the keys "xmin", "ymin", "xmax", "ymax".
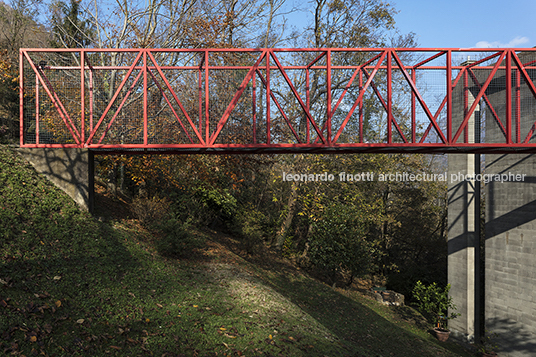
[{"xmin": 19, "ymin": 48, "xmax": 536, "ymax": 154}]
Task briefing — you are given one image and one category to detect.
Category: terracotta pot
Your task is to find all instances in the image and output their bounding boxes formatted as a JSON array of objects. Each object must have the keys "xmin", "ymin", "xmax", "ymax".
[{"xmin": 433, "ymin": 327, "xmax": 450, "ymax": 342}]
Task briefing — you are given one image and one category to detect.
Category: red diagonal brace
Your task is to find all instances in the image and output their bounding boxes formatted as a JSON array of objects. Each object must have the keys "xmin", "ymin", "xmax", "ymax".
[
  {"xmin": 87, "ymin": 51, "xmax": 143, "ymax": 145},
  {"xmin": 147, "ymin": 51, "xmax": 204, "ymax": 144},
  {"xmin": 317, "ymin": 52, "xmax": 384, "ymax": 143},
  {"xmin": 510, "ymin": 51, "xmax": 536, "ymax": 143},
  {"xmin": 23, "ymin": 51, "xmax": 81, "ymax": 144},
  {"xmin": 147, "ymin": 68, "xmax": 195, "ymax": 144},
  {"xmin": 255, "ymin": 69, "xmax": 302, "ymax": 143},
  {"xmin": 97, "ymin": 70, "xmax": 144, "ymax": 144},
  {"xmin": 419, "ymin": 66, "xmax": 468, "ymax": 143},
  {"xmin": 392, "ymin": 51, "xmax": 445, "ymax": 144},
  {"xmin": 453, "ymin": 51, "xmax": 506, "ymax": 143},
  {"xmin": 361, "ymin": 66, "xmax": 408, "ymax": 144},
  {"xmin": 332, "ymin": 51, "xmax": 388, "ymax": 143},
  {"xmin": 467, "ymin": 68, "xmax": 507, "ymax": 139},
  {"xmin": 209, "ymin": 51, "xmax": 267, "ymax": 145},
  {"xmin": 269, "ymin": 51, "xmax": 325, "ymax": 143}
]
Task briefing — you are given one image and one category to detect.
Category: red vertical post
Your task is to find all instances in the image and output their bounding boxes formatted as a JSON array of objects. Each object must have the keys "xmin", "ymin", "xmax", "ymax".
[
  {"xmin": 387, "ymin": 50, "xmax": 392, "ymax": 144},
  {"xmin": 464, "ymin": 66, "xmax": 468, "ymax": 143},
  {"xmin": 446, "ymin": 50, "xmax": 452, "ymax": 144},
  {"xmin": 306, "ymin": 67, "xmax": 310, "ymax": 143},
  {"xmin": 205, "ymin": 50, "xmax": 209, "ymax": 144},
  {"xmin": 143, "ymin": 50, "xmax": 148, "ymax": 145},
  {"xmin": 411, "ymin": 68, "xmax": 416, "ymax": 143},
  {"xmin": 252, "ymin": 74, "xmax": 256, "ymax": 144},
  {"xmin": 88, "ymin": 54, "xmax": 94, "ymax": 138},
  {"xmin": 198, "ymin": 55, "xmax": 203, "ymax": 137},
  {"xmin": 80, "ymin": 50, "xmax": 85, "ymax": 145},
  {"xmin": 505, "ymin": 50, "xmax": 512, "ymax": 144},
  {"xmin": 19, "ymin": 50, "xmax": 23, "ymax": 146},
  {"xmin": 516, "ymin": 66, "xmax": 521, "ymax": 143},
  {"xmin": 35, "ymin": 75, "xmax": 39, "ymax": 145},
  {"xmin": 266, "ymin": 51, "xmax": 271, "ymax": 144},
  {"xmin": 359, "ymin": 70, "xmax": 363, "ymax": 143},
  {"xmin": 326, "ymin": 49, "xmax": 332, "ymax": 145}
]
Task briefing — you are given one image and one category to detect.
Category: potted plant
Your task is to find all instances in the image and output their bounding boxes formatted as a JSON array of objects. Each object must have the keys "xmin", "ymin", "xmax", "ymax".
[
  {"xmin": 476, "ymin": 330, "xmax": 499, "ymax": 356},
  {"xmin": 412, "ymin": 281, "xmax": 460, "ymax": 341}
]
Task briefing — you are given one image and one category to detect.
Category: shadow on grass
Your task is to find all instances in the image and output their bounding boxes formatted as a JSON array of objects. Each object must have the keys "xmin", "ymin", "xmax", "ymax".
[
  {"xmin": 0, "ymin": 144, "xmax": 472, "ymax": 356},
  {"xmin": 390, "ymin": 304, "xmax": 431, "ymax": 331},
  {"xmin": 208, "ymin": 232, "xmax": 474, "ymax": 357}
]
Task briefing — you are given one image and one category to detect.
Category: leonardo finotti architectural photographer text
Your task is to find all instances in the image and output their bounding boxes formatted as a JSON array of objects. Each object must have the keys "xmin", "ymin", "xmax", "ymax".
[{"xmin": 282, "ymin": 171, "xmax": 527, "ymax": 184}]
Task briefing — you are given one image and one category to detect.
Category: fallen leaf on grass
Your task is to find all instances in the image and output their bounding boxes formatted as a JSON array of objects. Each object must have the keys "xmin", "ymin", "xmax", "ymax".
[
  {"xmin": 53, "ymin": 276, "xmax": 61, "ymax": 281},
  {"xmin": 29, "ymin": 336, "xmax": 37, "ymax": 343},
  {"xmin": 110, "ymin": 345, "xmax": 122, "ymax": 350},
  {"xmin": 76, "ymin": 319, "xmax": 85, "ymax": 324},
  {"xmin": 55, "ymin": 300, "xmax": 61, "ymax": 308}
]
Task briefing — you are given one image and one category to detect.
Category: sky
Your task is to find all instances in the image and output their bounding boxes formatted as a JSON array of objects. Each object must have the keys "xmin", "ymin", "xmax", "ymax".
[{"xmin": 393, "ymin": 0, "xmax": 536, "ymax": 49}]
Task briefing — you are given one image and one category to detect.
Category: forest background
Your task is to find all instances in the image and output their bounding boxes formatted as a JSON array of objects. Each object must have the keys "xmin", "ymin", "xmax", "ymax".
[{"xmin": 0, "ymin": 0, "xmax": 449, "ymax": 299}]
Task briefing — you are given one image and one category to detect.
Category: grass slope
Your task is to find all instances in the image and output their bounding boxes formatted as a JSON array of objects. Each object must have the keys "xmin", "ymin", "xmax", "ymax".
[{"xmin": 0, "ymin": 146, "xmax": 473, "ymax": 356}]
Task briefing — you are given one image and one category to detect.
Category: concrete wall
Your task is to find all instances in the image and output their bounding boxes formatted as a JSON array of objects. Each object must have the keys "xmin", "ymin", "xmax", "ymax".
[
  {"xmin": 485, "ymin": 153, "xmax": 536, "ymax": 356},
  {"xmin": 449, "ymin": 52, "xmax": 536, "ymax": 354},
  {"xmin": 482, "ymin": 51, "xmax": 536, "ymax": 355},
  {"xmin": 16, "ymin": 148, "xmax": 94, "ymax": 212}
]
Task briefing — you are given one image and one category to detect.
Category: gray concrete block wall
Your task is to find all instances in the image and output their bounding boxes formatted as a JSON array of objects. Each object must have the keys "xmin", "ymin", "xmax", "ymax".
[
  {"xmin": 482, "ymin": 51, "xmax": 536, "ymax": 355},
  {"xmin": 485, "ymin": 153, "xmax": 536, "ymax": 356}
]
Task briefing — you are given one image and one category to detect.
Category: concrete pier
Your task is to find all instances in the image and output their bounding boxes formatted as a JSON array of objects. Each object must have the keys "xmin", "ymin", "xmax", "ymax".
[
  {"xmin": 447, "ymin": 153, "xmax": 480, "ymax": 343},
  {"xmin": 447, "ymin": 59, "xmax": 481, "ymax": 343},
  {"xmin": 17, "ymin": 148, "xmax": 94, "ymax": 212}
]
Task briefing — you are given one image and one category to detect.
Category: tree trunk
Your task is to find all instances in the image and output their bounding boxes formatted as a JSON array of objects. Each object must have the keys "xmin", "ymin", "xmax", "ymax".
[{"xmin": 275, "ymin": 183, "xmax": 297, "ymax": 249}]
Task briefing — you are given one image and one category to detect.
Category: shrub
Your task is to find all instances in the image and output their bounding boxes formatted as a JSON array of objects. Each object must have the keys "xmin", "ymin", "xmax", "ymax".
[
  {"xmin": 412, "ymin": 281, "xmax": 460, "ymax": 330},
  {"xmin": 308, "ymin": 203, "xmax": 373, "ymax": 285},
  {"xmin": 131, "ymin": 195, "xmax": 171, "ymax": 225},
  {"xmin": 232, "ymin": 205, "xmax": 267, "ymax": 253},
  {"xmin": 155, "ymin": 219, "xmax": 202, "ymax": 258},
  {"xmin": 196, "ymin": 187, "xmax": 237, "ymax": 219}
]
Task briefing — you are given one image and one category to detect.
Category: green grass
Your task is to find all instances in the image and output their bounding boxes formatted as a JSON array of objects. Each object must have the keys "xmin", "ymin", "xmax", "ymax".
[{"xmin": 0, "ymin": 146, "xmax": 474, "ymax": 356}]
